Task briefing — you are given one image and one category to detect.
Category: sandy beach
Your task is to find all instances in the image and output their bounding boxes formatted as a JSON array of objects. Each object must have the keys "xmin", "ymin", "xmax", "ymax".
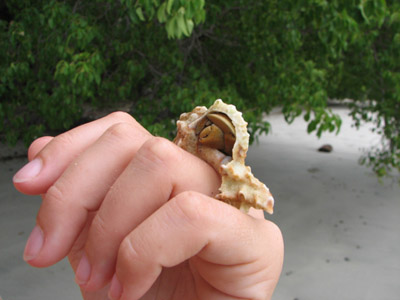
[{"xmin": 1, "ymin": 107, "xmax": 399, "ymax": 300}]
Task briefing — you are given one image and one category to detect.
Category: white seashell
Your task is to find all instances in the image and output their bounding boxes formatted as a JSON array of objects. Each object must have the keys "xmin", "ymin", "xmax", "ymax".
[{"xmin": 174, "ymin": 99, "xmax": 274, "ymax": 213}]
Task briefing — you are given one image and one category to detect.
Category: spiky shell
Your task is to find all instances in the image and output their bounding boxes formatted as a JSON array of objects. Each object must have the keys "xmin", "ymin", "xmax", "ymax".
[{"xmin": 174, "ymin": 99, "xmax": 274, "ymax": 213}]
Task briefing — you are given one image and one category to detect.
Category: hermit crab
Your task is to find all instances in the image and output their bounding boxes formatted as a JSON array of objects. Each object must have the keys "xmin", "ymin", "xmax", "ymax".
[{"xmin": 174, "ymin": 99, "xmax": 274, "ymax": 213}]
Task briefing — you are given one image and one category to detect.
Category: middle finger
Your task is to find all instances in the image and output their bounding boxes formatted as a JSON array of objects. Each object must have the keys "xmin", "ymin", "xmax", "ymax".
[{"xmin": 78, "ymin": 137, "xmax": 221, "ymax": 291}]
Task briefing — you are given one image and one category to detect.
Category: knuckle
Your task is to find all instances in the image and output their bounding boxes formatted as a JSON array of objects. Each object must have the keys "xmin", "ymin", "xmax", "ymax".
[
  {"xmin": 91, "ymin": 212, "xmax": 110, "ymax": 237},
  {"xmin": 256, "ymin": 219, "xmax": 284, "ymax": 257},
  {"xmin": 44, "ymin": 182, "xmax": 67, "ymax": 206},
  {"xmin": 27, "ymin": 136, "xmax": 52, "ymax": 159},
  {"xmin": 106, "ymin": 111, "xmax": 150, "ymax": 139},
  {"xmin": 104, "ymin": 122, "xmax": 135, "ymax": 141},
  {"xmin": 140, "ymin": 137, "xmax": 181, "ymax": 165},
  {"xmin": 119, "ymin": 234, "xmax": 142, "ymax": 264},
  {"xmin": 264, "ymin": 220, "xmax": 284, "ymax": 246},
  {"xmin": 107, "ymin": 111, "xmax": 134, "ymax": 124},
  {"xmin": 37, "ymin": 182, "xmax": 69, "ymax": 224},
  {"xmin": 170, "ymin": 191, "xmax": 207, "ymax": 223},
  {"xmin": 50, "ymin": 131, "xmax": 76, "ymax": 153}
]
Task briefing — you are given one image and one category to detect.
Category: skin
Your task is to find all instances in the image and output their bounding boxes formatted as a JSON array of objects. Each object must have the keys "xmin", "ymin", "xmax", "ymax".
[{"xmin": 13, "ymin": 112, "xmax": 284, "ymax": 300}]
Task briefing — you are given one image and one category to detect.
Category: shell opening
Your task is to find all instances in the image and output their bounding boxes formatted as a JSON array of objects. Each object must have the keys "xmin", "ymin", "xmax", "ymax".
[{"xmin": 196, "ymin": 112, "xmax": 236, "ymax": 156}]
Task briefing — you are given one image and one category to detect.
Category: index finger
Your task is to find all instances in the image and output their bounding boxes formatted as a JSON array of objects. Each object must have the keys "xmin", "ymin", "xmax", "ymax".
[{"xmin": 13, "ymin": 112, "xmax": 150, "ymax": 195}]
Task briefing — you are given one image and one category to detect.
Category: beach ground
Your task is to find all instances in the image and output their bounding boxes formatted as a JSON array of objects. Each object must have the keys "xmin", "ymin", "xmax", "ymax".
[{"xmin": 1, "ymin": 107, "xmax": 399, "ymax": 300}]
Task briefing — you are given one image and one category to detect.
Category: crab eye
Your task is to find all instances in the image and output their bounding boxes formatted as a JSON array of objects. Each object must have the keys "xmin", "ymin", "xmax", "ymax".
[{"xmin": 197, "ymin": 112, "xmax": 236, "ymax": 156}]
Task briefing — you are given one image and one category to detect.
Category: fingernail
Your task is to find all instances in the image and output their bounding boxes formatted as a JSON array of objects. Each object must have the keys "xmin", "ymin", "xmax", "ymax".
[
  {"xmin": 13, "ymin": 158, "xmax": 43, "ymax": 183},
  {"xmin": 108, "ymin": 274, "xmax": 123, "ymax": 300},
  {"xmin": 23, "ymin": 225, "xmax": 44, "ymax": 262},
  {"xmin": 75, "ymin": 253, "xmax": 91, "ymax": 286}
]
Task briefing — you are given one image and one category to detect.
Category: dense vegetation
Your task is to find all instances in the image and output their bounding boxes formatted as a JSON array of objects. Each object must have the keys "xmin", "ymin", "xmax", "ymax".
[{"xmin": 1, "ymin": 0, "xmax": 399, "ymax": 179}]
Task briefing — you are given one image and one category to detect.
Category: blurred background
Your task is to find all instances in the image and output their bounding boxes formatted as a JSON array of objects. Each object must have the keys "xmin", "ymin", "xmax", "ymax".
[{"xmin": 1, "ymin": 1, "xmax": 399, "ymax": 299}]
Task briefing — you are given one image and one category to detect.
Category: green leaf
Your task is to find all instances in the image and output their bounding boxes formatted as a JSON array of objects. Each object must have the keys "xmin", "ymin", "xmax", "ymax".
[
  {"xmin": 165, "ymin": 17, "xmax": 176, "ymax": 38},
  {"xmin": 167, "ymin": 0, "xmax": 174, "ymax": 14},
  {"xmin": 186, "ymin": 19, "xmax": 194, "ymax": 35},
  {"xmin": 307, "ymin": 120, "xmax": 318, "ymax": 133},
  {"xmin": 136, "ymin": 7, "xmax": 146, "ymax": 21},
  {"xmin": 394, "ymin": 33, "xmax": 400, "ymax": 46},
  {"xmin": 48, "ymin": 18, "xmax": 54, "ymax": 29},
  {"xmin": 193, "ymin": 5, "xmax": 205, "ymax": 24},
  {"xmin": 358, "ymin": 1, "xmax": 369, "ymax": 24},
  {"xmin": 157, "ymin": 2, "xmax": 167, "ymax": 22},
  {"xmin": 177, "ymin": 14, "xmax": 189, "ymax": 37},
  {"xmin": 390, "ymin": 12, "xmax": 400, "ymax": 24},
  {"xmin": 304, "ymin": 111, "xmax": 311, "ymax": 122}
]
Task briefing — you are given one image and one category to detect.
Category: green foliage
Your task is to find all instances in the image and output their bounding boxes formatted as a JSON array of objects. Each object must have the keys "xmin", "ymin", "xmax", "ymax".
[
  {"xmin": 0, "ymin": 0, "xmax": 399, "ymax": 180},
  {"xmin": 121, "ymin": 0, "xmax": 206, "ymax": 38}
]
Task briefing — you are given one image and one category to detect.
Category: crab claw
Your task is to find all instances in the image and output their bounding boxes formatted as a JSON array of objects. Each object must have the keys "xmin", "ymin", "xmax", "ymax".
[
  {"xmin": 197, "ymin": 112, "xmax": 236, "ymax": 156},
  {"xmin": 174, "ymin": 99, "xmax": 274, "ymax": 213}
]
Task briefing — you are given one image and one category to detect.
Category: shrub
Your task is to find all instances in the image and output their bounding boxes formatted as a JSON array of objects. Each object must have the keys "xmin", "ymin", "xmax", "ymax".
[{"xmin": 1, "ymin": 0, "xmax": 399, "ymax": 179}]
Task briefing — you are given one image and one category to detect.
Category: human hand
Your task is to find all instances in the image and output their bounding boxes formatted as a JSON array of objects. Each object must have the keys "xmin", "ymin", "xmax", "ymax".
[{"xmin": 13, "ymin": 112, "xmax": 283, "ymax": 300}]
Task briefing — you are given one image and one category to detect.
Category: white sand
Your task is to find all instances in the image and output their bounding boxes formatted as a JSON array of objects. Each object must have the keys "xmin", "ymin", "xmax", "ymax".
[
  {"xmin": 248, "ymin": 107, "xmax": 400, "ymax": 300},
  {"xmin": 1, "ymin": 107, "xmax": 399, "ymax": 299}
]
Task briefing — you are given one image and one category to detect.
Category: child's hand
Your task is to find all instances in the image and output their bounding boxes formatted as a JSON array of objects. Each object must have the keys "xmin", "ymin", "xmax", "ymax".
[{"xmin": 14, "ymin": 112, "xmax": 283, "ymax": 300}]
